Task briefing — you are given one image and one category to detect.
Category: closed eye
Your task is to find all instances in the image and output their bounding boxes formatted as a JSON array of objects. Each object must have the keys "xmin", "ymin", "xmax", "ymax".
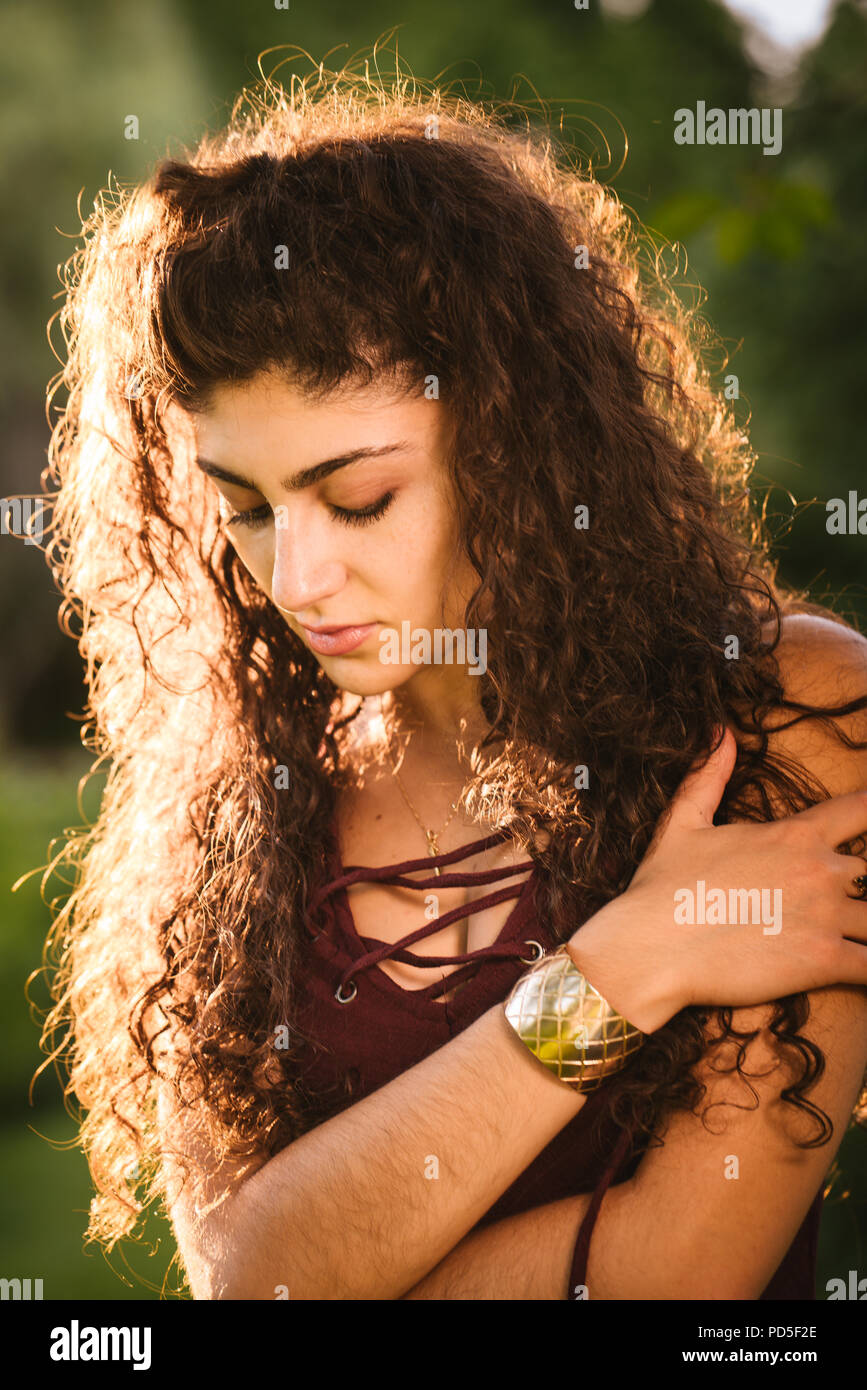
[
  {"xmin": 223, "ymin": 502, "xmax": 271, "ymax": 530},
  {"xmin": 223, "ymin": 491, "xmax": 395, "ymax": 530},
  {"xmin": 329, "ymin": 491, "xmax": 394, "ymax": 527}
]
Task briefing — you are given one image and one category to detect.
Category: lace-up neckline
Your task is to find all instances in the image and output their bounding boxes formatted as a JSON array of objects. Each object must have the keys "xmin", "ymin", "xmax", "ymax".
[{"xmin": 306, "ymin": 825, "xmax": 546, "ymax": 1006}]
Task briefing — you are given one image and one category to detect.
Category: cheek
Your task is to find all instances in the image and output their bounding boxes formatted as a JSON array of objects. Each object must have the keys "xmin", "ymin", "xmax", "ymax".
[
  {"xmin": 409, "ymin": 489, "xmax": 457, "ymax": 559},
  {"xmin": 225, "ymin": 531, "xmax": 274, "ymax": 592},
  {"xmin": 387, "ymin": 513, "xmax": 465, "ymax": 618}
]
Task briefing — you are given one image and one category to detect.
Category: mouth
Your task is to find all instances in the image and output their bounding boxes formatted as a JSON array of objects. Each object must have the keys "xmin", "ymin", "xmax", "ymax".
[
  {"xmin": 302, "ymin": 621, "xmax": 366, "ymax": 634},
  {"xmin": 300, "ymin": 621, "xmax": 377, "ymax": 656}
]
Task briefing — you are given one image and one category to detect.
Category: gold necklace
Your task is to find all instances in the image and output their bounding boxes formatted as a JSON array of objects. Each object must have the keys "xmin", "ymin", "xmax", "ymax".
[{"xmin": 380, "ymin": 698, "xmax": 466, "ymax": 876}]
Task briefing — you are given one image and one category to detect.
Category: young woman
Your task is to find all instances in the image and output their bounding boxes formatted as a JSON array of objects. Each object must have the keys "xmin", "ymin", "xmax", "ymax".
[{"xmin": 38, "ymin": 61, "xmax": 867, "ymax": 1301}]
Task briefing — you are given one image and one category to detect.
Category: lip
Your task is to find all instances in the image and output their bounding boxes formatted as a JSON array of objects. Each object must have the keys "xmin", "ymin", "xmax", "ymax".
[
  {"xmin": 301, "ymin": 622, "xmax": 376, "ymax": 655},
  {"xmin": 300, "ymin": 620, "xmax": 363, "ymax": 633}
]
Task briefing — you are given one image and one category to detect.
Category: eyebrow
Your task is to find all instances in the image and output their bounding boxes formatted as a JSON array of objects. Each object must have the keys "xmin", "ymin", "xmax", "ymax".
[{"xmin": 195, "ymin": 441, "xmax": 414, "ymax": 494}]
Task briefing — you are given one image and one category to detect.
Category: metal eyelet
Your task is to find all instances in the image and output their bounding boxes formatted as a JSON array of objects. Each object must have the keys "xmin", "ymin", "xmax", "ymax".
[
  {"xmin": 334, "ymin": 980, "xmax": 357, "ymax": 1004},
  {"xmin": 519, "ymin": 939, "xmax": 545, "ymax": 964}
]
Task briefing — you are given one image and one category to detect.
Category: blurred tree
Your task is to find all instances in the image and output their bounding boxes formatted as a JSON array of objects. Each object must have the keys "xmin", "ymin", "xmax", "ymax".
[
  {"xmin": 652, "ymin": 1, "xmax": 867, "ymax": 624},
  {"xmin": 0, "ymin": 0, "xmax": 214, "ymax": 743}
]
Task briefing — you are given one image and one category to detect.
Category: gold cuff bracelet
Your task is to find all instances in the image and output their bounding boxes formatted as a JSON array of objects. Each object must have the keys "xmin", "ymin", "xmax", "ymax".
[{"xmin": 503, "ymin": 944, "xmax": 646, "ymax": 1091}]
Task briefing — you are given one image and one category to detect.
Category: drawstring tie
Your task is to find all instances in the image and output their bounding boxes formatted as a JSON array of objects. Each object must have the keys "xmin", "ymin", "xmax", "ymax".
[{"xmin": 308, "ymin": 829, "xmax": 544, "ymax": 1004}]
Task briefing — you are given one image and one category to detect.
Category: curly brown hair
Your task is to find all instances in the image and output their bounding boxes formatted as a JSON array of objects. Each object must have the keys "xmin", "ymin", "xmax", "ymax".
[{"xmin": 33, "ymin": 50, "xmax": 867, "ymax": 1263}]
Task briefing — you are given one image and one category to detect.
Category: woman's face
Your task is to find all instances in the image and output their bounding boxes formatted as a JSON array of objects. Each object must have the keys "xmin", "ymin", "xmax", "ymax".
[{"xmin": 190, "ymin": 369, "xmax": 483, "ymax": 702}]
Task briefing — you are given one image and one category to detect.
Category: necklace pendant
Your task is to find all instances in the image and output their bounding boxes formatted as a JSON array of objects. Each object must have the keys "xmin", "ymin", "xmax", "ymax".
[{"xmin": 426, "ymin": 830, "xmax": 441, "ymax": 875}]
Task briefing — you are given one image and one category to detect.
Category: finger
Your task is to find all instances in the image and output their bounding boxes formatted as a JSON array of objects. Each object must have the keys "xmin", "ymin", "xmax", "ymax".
[
  {"xmin": 664, "ymin": 725, "xmax": 738, "ymax": 834},
  {"xmin": 839, "ymin": 898, "xmax": 867, "ymax": 942},
  {"xmin": 841, "ymin": 856, "xmax": 867, "ymax": 900},
  {"xmin": 795, "ymin": 790, "xmax": 867, "ymax": 851},
  {"xmin": 833, "ymin": 938, "xmax": 867, "ymax": 986}
]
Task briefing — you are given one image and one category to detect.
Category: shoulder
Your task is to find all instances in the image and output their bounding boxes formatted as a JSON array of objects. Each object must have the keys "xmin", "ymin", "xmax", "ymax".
[
  {"xmin": 766, "ymin": 610, "xmax": 867, "ymax": 688},
  {"xmin": 725, "ymin": 611, "xmax": 867, "ymax": 1037},
  {"xmin": 757, "ymin": 611, "xmax": 867, "ymax": 797}
]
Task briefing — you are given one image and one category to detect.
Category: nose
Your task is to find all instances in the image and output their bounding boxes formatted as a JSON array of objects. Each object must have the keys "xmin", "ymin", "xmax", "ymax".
[{"xmin": 270, "ymin": 521, "xmax": 348, "ymax": 619}]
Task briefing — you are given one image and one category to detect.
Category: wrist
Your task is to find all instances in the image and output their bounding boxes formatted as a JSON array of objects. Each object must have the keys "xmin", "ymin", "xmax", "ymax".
[{"xmin": 564, "ymin": 900, "xmax": 682, "ymax": 1035}]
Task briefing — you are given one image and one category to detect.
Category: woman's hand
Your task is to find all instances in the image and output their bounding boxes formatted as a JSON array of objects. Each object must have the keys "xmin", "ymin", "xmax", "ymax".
[{"xmin": 566, "ymin": 727, "xmax": 867, "ymax": 1033}]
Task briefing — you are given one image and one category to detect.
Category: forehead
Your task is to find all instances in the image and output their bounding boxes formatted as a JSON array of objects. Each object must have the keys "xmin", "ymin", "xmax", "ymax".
[{"xmin": 190, "ymin": 370, "xmax": 444, "ymax": 462}]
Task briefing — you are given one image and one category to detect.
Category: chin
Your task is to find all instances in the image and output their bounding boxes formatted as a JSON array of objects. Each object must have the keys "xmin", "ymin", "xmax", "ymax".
[{"xmin": 322, "ymin": 660, "xmax": 420, "ymax": 699}]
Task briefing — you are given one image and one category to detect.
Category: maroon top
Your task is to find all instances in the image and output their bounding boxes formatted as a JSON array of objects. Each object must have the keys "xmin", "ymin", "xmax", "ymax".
[{"xmin": 290, "ymin": 825, "xmax": 823, "ymax": 1299}]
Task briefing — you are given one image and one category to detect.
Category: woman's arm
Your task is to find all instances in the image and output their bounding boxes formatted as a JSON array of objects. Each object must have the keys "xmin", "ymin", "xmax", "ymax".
[
  {"xmin": 588, "ymin": 983, "xmax": 867, "ymax": 1300},
  {"xmin": 589, "ymin": 616, "xmax": 867, "ymax": 1300},
  {"xmin": 400, "ymin": 981, "xmax": 867, "ymax": 1299},
  {"xmin": 160, "ymin": 1000, "xmax": 593, "ymax": 1300},
  {"xmin": 400, "ymin": 1191, "xmax": 598, "ymax": 1299},
  {"xmin": 401, "ymin": 614, "xmax": 867, "ymax": 1300}
]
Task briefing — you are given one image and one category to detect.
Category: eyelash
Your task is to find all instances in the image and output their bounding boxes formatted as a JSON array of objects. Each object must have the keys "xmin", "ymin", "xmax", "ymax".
[{"xmin": 224, "ymin": 491, "xmax": 395, "ymax": 531}]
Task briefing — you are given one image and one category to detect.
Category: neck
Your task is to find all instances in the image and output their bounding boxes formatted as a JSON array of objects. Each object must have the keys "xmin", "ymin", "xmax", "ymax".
[{"xmin": 376, "ymin": 677, "xmax": 491, "ymax": 774}]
